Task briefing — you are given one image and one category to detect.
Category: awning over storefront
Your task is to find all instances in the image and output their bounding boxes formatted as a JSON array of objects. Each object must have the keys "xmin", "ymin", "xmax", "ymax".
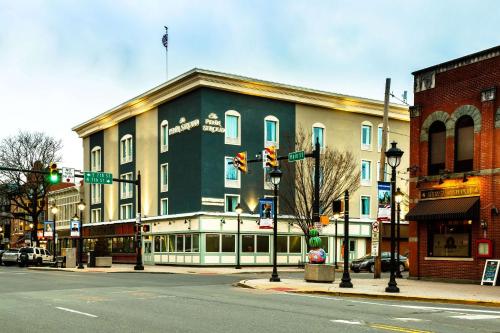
[{"xmin": 406, "ymin": 196, "xmax": 479, "ymax": 221}]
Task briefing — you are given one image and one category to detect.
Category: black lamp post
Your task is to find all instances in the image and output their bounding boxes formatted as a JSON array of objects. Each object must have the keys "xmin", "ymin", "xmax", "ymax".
[
  {"xmin": 395, "ymin": 188, "xmax": 403, "ymax": 278},
  {"xmin": 339, "ymin": 190, "xmax": 353, "ymax": 288},
  {"xmin": 29, "ymin": 223, "xmax": 34, "ymax": 245},
  {"xmin": 77, "ymin": 199, "xmax": 86, "ymax": 269},
  {"xmin": 385, "ymin": 141, "xmax": 404, "ymax": 293},
  {"xmin": 269, "ymin": 167, "xmax": 282, "ymax": 282},
  {"xmin": 51, "ymin": 204, "xmax": 59, "ymax": 264},
  {"xmin": 235, "ymin": 203, "xmax": 243, "ymax": 269},
  {"xmin": 333, "ymin": 213, "xmax": 339, "ymax": 269}
]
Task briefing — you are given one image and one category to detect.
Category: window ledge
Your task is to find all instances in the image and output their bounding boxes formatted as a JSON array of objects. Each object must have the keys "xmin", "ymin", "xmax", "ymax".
[
  {"xmin": 361, "ymin": 145, "xmax": 372, "ymax": 151},
  {"xmin": 424, "ymin": 257, "xmax": 473, "ymax": 261},
  {"xmin": 161, "ymin": 186, "xmax": 168, "ymax": 193},
  {"xmin": 224, "ymin": 180, "xmax": 240, "ymax": 189},
  {"xmin": 160, "ymin": 145, "xmax": 169, "ymax": 153},
  {"xmin": 225, "ymin": 137, "xmax": 241, "ymax": 146},
  {"xmin": 360, "ymin": 181, "xmax": 372, "ymax": 187}
]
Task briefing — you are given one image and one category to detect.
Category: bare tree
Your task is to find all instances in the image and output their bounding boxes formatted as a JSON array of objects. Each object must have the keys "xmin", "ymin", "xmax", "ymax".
[
  {"xmin": 281, "ymin": 127, "xmax": 360, "ymax": 243},
  {"xmin": 0, "ymin": 132, "xmax": 62, "ymax": 246}
]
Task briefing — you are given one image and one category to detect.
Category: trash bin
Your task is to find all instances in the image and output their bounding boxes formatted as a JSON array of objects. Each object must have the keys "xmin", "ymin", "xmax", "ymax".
[
  {"xmin": 56, "ymin": 256, "xmax": 66, "ymax": 268},
  {"xmin": 87, "ymin": 251, "xmax": 96, "ymax": 268}
]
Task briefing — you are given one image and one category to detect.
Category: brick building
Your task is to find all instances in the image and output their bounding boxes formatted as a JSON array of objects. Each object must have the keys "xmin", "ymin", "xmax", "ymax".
[{"xmin": 407, "ymin": 46, "xmax": 500, "ymax": 282}]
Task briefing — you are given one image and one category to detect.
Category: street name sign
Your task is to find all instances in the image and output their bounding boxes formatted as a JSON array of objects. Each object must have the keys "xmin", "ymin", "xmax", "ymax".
[
  {"xmin": 84, "ymin": 171, "xmax": 113, "ymax": 184},
  {"xmin": 288, "ymin": 150, "xmax": 305, "ymax": 162},
  {"xmin": 61, "ymin": 167, "xmax": 75, "ymax": 184}
]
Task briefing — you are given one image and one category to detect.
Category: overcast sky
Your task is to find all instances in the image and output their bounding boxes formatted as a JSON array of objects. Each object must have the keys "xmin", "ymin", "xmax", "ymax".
[{"xmin": 1, "ymin": 0, "xmax": 499, "ymax": 170}]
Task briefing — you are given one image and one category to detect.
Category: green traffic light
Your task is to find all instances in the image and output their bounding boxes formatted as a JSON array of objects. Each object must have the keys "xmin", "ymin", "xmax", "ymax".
[{"xmin": 49, "ymin": 172, "xmax": 60, "ymax": 184}]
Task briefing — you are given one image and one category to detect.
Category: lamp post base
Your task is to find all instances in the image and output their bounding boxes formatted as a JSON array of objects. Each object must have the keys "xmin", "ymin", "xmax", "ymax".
[
  {"xmin": 339, "ymin": 273, "xmax": 353, "ymax": 288},
  {"xmin": 134, "ymin": 264, "xmax": 144, "ymax": 271},
  {"xmin": 235, "ymin": 265, "xmax": 241, "ymax": 269},
  {"xmin": 269, "ymin": 274, "xmax": 281, "ymax": 282},
  {"xmin": 77, "ymin": 264, "xmax": 84, "ymax": 269},
  {"xmin": 385, "ymin": 281, "xmax": 400, "ymax": 293}
]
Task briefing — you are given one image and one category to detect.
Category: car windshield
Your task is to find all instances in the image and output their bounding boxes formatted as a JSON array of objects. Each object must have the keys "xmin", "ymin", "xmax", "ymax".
[{"xmin": 20, "ymin": 248, "xmax": 34, "ymax": 253}]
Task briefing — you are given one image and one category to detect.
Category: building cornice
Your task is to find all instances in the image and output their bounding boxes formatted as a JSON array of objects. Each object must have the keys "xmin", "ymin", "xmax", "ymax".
[{"xmin": 73, "ymin": 68, "xmax": 409, "ymax": 138}]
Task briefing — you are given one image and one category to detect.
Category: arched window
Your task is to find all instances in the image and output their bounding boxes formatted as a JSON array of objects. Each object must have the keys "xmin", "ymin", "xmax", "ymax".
[
  {"xmin": 361, "ymin": 121, "xmax": 373, "ymax": 150},
  {"xmin": 160, "ymin": 120, "xmax": 169, "ymax": 152},
  {"xmin": 120, "ymin": 134, "xmax": 133, "ymax": 164},
  {"xmin": 312, "ymin": 122, "xmax": 325, "ymax": 149},
  {"xmin": 225, "ymin": 110, "xmax": 241, "ymax": 145},
  {"xmin": 454, "ymin": 116, "xmax": 474, "ymax": 172},
  {"xmin": 90, "ymin": 146, "xmax": 101, "ymax": 171},
  {"xmin": 264, "ymin": 115, "xmax": 279, "ymax": 148},
  {"xmin": 428, "ymin": 121, "xmax": 446, "ymax": 175}
]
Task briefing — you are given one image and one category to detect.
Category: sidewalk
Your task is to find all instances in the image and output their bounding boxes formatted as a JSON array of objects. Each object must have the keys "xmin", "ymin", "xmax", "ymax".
[
  {"xmin": 237, "ymin": 275, "xmax": 500, "ymax": 307},
  {"xmin": 27, "ymin": 264, "xmax": 303, "ymax": 275}
]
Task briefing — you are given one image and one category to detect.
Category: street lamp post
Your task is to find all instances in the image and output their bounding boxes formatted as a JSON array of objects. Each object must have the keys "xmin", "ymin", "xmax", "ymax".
[
  {"xmin": 339, "ymin": 190, "xmax": 353, "ymax": 288},
  {"xmin": 395, "ymin": 188, "xmax": 403, "ymax": 278},
  {"xmin": 385, "ymin": 142, "xmax": 404, "ymax": 293},
  {"xmin": 333, "ymin": 213, "xmax": 340, "ymax": 269},
  {"xmin": 235, "ymin": 203, "xmax": 243, "ymax": 269},
  {"xmin": 29, "ymin": 223, "xmax": 34, "ymax": 245},
  {"xmin": 269, "ymin": 167, "xmax": 282, "ymax": 282},
  {"xmin": 77, "ymin": 199, "xmax": 86, "ymax": 269},
  {"xmin": 50, "ymin": 204, "xmax": 59, "ymax": 264}
]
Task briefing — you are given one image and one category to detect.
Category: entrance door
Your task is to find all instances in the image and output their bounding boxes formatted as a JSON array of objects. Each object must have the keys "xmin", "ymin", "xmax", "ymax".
[
  {"xmin": 143, "ymin": 238, "xmax": 154, "ymax": 265},
  {"xmin": 341, "ymin": 239, "xmax": 357, "ymax": 261}
]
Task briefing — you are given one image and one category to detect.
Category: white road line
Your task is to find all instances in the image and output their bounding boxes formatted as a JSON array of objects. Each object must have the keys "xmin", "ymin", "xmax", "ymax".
[
  {"xmin": 450, "ymin": 314, "xmax": 500, "ymax": 320},
  {"xmin": 330, "ymin": 319, "xmax": 363, "ymax": 325},
  {"xmin": 14, "ymin": 272, "xmax": 27, "ymax": 275},
  {"xmin": 349, "ymin": 300, "xmax": 500, "ymax": 315},
  {"xmin": 393, "ymin": 317, "xmax": 430, "ymax": 322},
  {"xmin": 56, "ymin": 307, "xmax": 98, "ymax": 318}
]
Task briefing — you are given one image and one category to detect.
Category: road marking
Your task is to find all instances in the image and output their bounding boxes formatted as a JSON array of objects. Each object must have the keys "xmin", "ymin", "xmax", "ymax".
[
  {"xmin": 56, "ymin": 307, "xmax": 98, "ymax": 318},
  {"xmin": 449, "ymin": 314, "xmax": 500, "ymax": 320},
  {"xmin": 393, "ymin": 318, "xmax": 430, "ymax": 322},
  {"xmin": 349, "ymin": 300, "xmax": 500, "ymax": 315},
  {"xmin": 369, "ymin": 323, "xmax": 433, "ymax": 333},
  {"xmin": 330, "ymin": 319, "xmax": 363, "ymax": 325},
  {"xmin": 14, "ymin": 272, "xmax": 27, "ymax": 275}
]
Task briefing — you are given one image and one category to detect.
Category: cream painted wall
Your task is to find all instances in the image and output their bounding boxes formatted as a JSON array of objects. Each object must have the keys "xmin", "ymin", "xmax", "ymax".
[
  {"xmin": 136, "ymin": 108, "xmax": 158, "ymax": 217},
  {"xmin": 295, "ymin": 104, "xmax": 410, "ymax": 219},
  {"xmin": 104, "ymin": 125, "xmax": 119, "ymax": 221},
  {"xmin": 82, "ymin": 137, "xmax": 90, "ymax": 221}
]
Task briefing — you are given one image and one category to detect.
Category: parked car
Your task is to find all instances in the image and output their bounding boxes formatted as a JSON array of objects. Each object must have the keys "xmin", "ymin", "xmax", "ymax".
[
  {"xmin": 2, "ymin": 248, "xmax": 20, "ymax": 266},
  {"xmin": 18, "ymin": 247, "xmax": 52, "ymax": 267},
  {"xmin": 0, "ymin": 249, "xmax": 6, "ymax": 265},
  {"xmin": 350, "ymin": 252, "xmax": 407, "ymax": 273}
]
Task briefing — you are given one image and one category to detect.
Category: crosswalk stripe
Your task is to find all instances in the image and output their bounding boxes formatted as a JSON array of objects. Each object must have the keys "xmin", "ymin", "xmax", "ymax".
[{"xmin": 450, "ymin": 314, "xmax": 500, "ymax": 320}]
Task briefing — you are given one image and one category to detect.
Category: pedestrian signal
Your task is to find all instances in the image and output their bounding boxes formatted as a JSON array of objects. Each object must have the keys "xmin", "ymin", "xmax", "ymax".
[
  {"xmin": 264, "ymin": 146, "xmax": 278, "ymax": 168},
  {"xmin": 234, "ymin": 152, "xmax": 247, "ymax": 173}
]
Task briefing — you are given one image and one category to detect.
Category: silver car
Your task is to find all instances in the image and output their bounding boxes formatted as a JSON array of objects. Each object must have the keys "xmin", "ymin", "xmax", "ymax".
[{"xmin": 2, "ymin": 249, "xmax": 20, "ymax": 266}]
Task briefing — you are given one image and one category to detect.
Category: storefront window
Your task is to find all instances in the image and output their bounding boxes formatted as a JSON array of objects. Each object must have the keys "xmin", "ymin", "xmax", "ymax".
[
  {"xmin": 206, "ymin": 234, "xmax": 220, "ymax": 252},
  {"xmin": 160, "ymin": 236, "xmax": 167, "ymax": 253},
  {"xmin": 289, "ymin": 236, "xmax": 301, "ymax": 253},
  {"xmin": 277, "ymin": 236, "xmax": 287, "ymax": 253},
  {"xmin": 222, "ymin": 235, "xmax": 235, "ymax": 252},
  {"xmin": 242, "ymin": 235, "xmax": 254, "ymax": 252},
  {"xmin": 168, "ymin": 235, "xmax": 175, "ymax": 252},
  {"xmin": 428, "ymin": 220, "xmax": 471, "ymax": 257},
  {"xmin": 320, "ymin": 237, "xmax": 329, "ymax": 253},
  {"xmin": 185, "ymin": 234, "xmax": 192, "ymax": 252},
  {"xmin": 154, "ymin": 236, "xmax": 161, "ymax": 252},
  {"xmin": 176, "ymin": 235, "xmax": 184, "ymax": 252},
  {"xmin": 256, "ymin": 235, "xmax": 269, "ymax": 253},
  {"xmin": 192, "ymin": 234, "xmax": 199, "ymax": 252}
]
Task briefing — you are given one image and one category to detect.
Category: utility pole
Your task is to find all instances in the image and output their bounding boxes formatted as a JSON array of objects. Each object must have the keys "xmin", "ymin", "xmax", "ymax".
[{"xmin": 374, "ymin": 78, "xmax": 391, "ymax": 279}]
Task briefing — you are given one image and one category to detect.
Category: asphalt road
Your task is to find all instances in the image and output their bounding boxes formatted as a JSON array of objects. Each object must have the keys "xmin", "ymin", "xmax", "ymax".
[{"xmin": 1, "ymin": 266, "xmax": 499, "ymax": 333}]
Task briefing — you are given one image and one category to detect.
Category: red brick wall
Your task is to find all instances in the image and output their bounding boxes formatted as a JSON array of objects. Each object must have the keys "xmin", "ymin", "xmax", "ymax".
[{"xmin": 409, "ymin": 52, "xmax": 500, "ymax": 282}]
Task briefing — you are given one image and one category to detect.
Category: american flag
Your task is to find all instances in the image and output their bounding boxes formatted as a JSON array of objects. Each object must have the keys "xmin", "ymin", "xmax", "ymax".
[{"xmin": 162, "ymin": 26, "xmax": 168, "ymax": 49}]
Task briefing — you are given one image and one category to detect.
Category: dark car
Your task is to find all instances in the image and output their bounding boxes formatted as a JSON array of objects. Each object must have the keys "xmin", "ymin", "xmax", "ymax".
[{"xmin": 350, "ymin": 252, "xmax": 407, "ymax": 273}]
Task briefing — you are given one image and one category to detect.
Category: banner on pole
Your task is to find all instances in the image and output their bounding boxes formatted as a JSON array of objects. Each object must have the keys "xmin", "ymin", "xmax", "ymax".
[
  {"xmin": 43, "ymin": 221, "xmax": 54, "ymax": 238},
  {"xmin": 70, "ymin": 220, "xmax": 80, "ymax": 238},
  {"xmin": 258, "ymin": 198, "xmax": 274, "ymax": 229},
  {"xmin": 377, "ymin": 181, "xmax": 391, "ymax": 222}
]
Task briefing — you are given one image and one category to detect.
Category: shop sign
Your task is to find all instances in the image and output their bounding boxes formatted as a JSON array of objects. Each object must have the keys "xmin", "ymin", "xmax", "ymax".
[
  {"xmin": 421, "ymin": 185, "xmax": 480, "ymax": 200},
  {"xmin": 202, "ymin": 113, "xmax": 225, "ymax": 134},
  {"xmin": 169, "ymin": 117, "xmax": 200, "ymax": 135},
  {"xmin": 169, "ymin": 113, "xmax": 226, "ymax": 136},
  {"xmin": 258, "ymin": 198, "xmax": 274, "ymax": 229},
  {"xmin": 481, "ymin": 259, "xmax": 500, "ymax": 286}
]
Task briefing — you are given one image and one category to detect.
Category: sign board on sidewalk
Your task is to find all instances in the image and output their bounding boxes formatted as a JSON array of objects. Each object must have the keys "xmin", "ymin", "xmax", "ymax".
[
  {"xmin": 258, "ymin": 198, "xmax": 274, "ymax": 229},
  {"xmin": 61, "ymin": 167, "xmax": 75, "ymax": 184},
  {"xmin": 70, "ymin": 220, "xmax": 80, "ymax": 238},
  {"xmin": 371, "ymin": 220, "xmax": 380, "ymax": 256},
  {"xmin": 481, "ymin": 260, "xmax": 500, "ymax": 285},
  {"xmin": 84, "ymin": 171, "xmax": 113, "ymax": 184}
]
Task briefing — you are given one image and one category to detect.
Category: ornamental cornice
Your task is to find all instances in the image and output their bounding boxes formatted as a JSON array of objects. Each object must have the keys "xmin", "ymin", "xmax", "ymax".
[{"xmin": 73, "ymin": 69, "xmax": 409, "ymax": 138}]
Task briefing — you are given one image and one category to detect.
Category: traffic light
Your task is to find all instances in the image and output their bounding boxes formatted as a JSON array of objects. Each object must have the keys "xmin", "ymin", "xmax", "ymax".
[
  {"xmin": 234, "ymin": 151, "xmax": 247, "ymax": 173},
  {"xmin": 264, "ymin": 146, "xmax": 278, "ymax": 168},
  {"xmin": 48, "ymin": 163, "xmax": 60, "ymax": 184}
]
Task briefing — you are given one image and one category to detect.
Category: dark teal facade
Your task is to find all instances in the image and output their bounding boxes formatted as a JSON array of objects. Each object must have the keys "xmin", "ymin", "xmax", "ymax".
[
  {"xmin": 118, "ymin": 117, "xmax": 136, "ymax": 216},
  {"xmin": 89, "ymin": 131, "xmax": 104, "ymax": 222}
]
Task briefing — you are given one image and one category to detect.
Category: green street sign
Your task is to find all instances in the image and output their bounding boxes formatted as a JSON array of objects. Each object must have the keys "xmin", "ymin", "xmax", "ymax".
[
  {"xmin": 84, "ymin": 172, "xmax": 113, "ymax": 184},
  {"xmin": 288, "ymin": 150, "xmax": 305, "ymax": 162}
]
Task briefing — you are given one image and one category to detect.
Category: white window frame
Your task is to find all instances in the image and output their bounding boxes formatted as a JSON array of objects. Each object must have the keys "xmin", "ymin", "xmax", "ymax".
[
  {"xmin": 361, "ymin": 121, "xmax": 373, "ymax": 151},
  {"xmin": 120, "ymin": 173, "xmax": 133, "ymax": 199},
  {"xmin": 120, "ymin": 134, "xmax": 133, "ymax": 164},
  {"xmin": 160, "ymin": 198, "xmax": 168, "ymax": 216},
  {"xmin": 160, "ymin": 120, "xmax": 169, "ymax": 153},
  {"xmin": 264, "ymin": 115, "xmax": 279, "ymax": 149},
  {"xmin": 225, "ymin": 110, "xmax": 241, "ymax": 146},
  {"xmin": 224, "ymin": 156, "xmax": 240, "ymax": 188},
  {"xmin": 224, "ymin": 194, "xmax": 240, "ymax": 213},
  {"xmin": 312, "ymin": 122, "xmax": 326, "ymax": 151},
  {"xmin": 360, "ymin": 195, "xmax": 371, "ymax": 218},
  {"xmin": 361, "ymin": 159, "xmax": 372, "ymax": 186},
  {"xmin": 91, "ymin": 208, "xmax": 101, "ymax": 223},
  {"xmin": 120, "ymin": 203, "xmax": 133, "ymax": 220},
  {"xmin": 160, "ymin": 163, "xmax": 169, "ymax": 192},
  {"xmin": 91, "ymin": 184, "xmax": 101, "ymax": 204},
  {"xmin": 91, "ymin": 146, "xmax": 102, "ymax": 172},
  {"xmin": 377, "ymin": 161, "xmax": 389, "ymax": 182}
]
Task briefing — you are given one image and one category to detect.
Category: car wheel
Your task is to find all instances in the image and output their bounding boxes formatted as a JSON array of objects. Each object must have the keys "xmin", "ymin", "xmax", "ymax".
[
  {"xmin": 369, "ymin": 264, "xmax": 375, "ymax": 273},
  {"xmin": 36, "ymin": 258, "xmax": 43, "ymax": 266},
  {"xmin": 352, "ymin": 268, "xmax": 360, "ymax": 273}
]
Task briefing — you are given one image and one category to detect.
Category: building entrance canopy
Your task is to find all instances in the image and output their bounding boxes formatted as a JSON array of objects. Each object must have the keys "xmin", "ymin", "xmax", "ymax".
[{"xmin": 406, "ymin": 196, "xmax": 479, "ymax": 221}]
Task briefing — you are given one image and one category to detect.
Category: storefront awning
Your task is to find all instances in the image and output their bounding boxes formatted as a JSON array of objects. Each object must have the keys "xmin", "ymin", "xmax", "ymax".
[{"xmin": 406, "ymin": 196, "xmax": 479, "ymax": 221}]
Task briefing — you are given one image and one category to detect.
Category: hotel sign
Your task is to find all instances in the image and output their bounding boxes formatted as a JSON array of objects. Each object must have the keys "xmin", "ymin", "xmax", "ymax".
[
  {"xmin": 169, "ymin": 113, "xmax": 225, "ymax": 136},
  {"xmin": 420, "ymin": 185, "xmax": 480, "ymax": 200}
]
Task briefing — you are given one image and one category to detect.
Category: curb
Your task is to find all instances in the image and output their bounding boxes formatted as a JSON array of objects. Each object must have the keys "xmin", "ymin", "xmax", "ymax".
[{"xmin": 236, "ymin": 281, "xmax": 500, "ymax": 308}]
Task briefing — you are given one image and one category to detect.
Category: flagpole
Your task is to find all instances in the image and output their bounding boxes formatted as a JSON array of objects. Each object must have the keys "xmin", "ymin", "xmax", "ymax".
[{"xmin": 162, "ymin": 26, "xmax": 169, "ymax": 81}]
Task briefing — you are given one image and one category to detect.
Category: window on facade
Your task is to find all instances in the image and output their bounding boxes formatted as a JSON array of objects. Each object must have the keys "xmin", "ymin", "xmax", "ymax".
[
  {"xmin": 454, "ymin": 116, "xmax": 474, "ymax": 172},
  {"xmin": 361, "ymin": 196, "xmax": 370, "ymax": 217},
  {"xmin": 91, "ymin": 147, "xmax": 101, "ymax": 171},
  {"xmin": 225, "ymin": 195, "xmax": 239, "ymax": 213},
  {"xmin": 320, "ymin": 237, "xmax": 329, "ymax": 253},
  {"xmin": 161, "ymin": 163, "xmax": 168, "ymax": 192},
  {"xmin": 221, "ymin": 234, "xmax": 235, "ymax": 252},
  {"xmin": 185, "ymin": 234, "xmax": 192, "ymax": 253},
  {"xmin": 264, "ymin": 116, "xmax": 279, "ymax": 148},
  {"xmin": 361, "ymin": 160, "xmax": 371, "ymax": 185},
  {"xmin": 168, "ymin": 235, "xmax": 175, "ymax": 252},
  {"xmin": 120, "ymin": 173, "xmax": 133, "ymax": 199},
  {"xmin": 160, "ymin": 120, "xmax": 169, "ymax": 152},
  {"xmin": 242, "ymin": 235, "xmax": 254, "ymax": 252},
  {"xmin": 91, "ymin": 209, "xmax": 101, "ymax": 223},
  {"xmin": 120, "ymin": 204, "xmax": 133, "ymax": 220},
  {"xmin": 289, "ymin": 236, "xmax": 302, "ymax": 253},
  {"xmin": 225, "ymin": 110, "xmax": 241, "ymax": 145},
  {"xmin": 192, "ymin": 234, "xmax": 200, "ymax": 252},
  {"xmin": 377, "ymin": 161, "xmax": 389, "ymax": 182},
  {"xmin": 312, "ymin": 123, "xmax": 325, "ymax": 149},
  {"xmin": 176, "ymin": 234, "xmax": 184, "ymax": 252},
  {"xmin": 91, "ymin": 184, "xmax": 101, "ymax": 204},
  {"xmin": 377, "ymin": 126, "xmax": 383, "ymax": 152},
  {"xmin": 361, "ymin": 123, "xmax": 372, "ymax": 150},
  {"xmin": 206, "ymin": 234, "xmax": 220, "ymax": 252},
  {"xmin": 225, "ymin": 157, "xmax": 240, "ymax": 188},
  {"xmin": 160, "ymin": 198, "xmax": 168, "ymax": 215},
  {"xmin": 428, "ymin": 121, "xmax": 446, "ymax": 175},
  {"xmin": 427, "ymin": 221, "xmax": 471, "ymax": 257},
  {"xmin": 120, "ymin": 134, "xmax": 133, "ymax": 164},
  {"xmin": 277, "ymin": 236, "xmax": 288, "ymax": 253},
  {"xmin": 257, "ymin": 235, "xmax": 269, "ymax": 253}
]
